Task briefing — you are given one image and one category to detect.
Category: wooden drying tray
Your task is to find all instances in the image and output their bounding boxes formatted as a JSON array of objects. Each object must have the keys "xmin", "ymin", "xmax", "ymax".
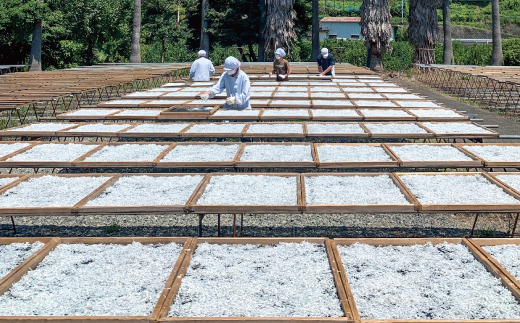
[
  {"xmin": 158, "ymin": 105, "xmax": 219, "ymax": 120},
  {"xmin": 0, "ymin": 123, "xmax": 82, "ymax": 137},
  {"xmin": 384, "ymin": 143, "xmax": 484, "ymax": 168},
  {"xmin": 356, "ymin": 109, "xmax": 417, "ymax": 122},
  {"xmin": 404, "ymin": 108, "xmax": 469, "ymax": 122},
  {"xmin": 362, "ymin": 122, "xmax": 435, "ymax": 139},
  {"xmin": 314, "ymin": 143, "xmax": 399, "ymax": 168},
  {"xmin": 118, "ymin": 123, "xmax": 191, "ymax": 138},
  {"xmin": 187, "ymin": 172, "xmax": 303, "ymax": 214},
  {"xmin": 243, "ymin": 122, "xmax": 306, "ymax": 138},
  {"xmin": 234, "ymin": 142, "xmax": 317, "ymax": 168},
  {"xmin": 180, "ymin": 123, "xmax": 249, "ymax": 138},
  {"xmin": 456, "ymin": 143, "xmax": 520, "ymax": 168},
  {"xmin": 77, "ymin": 174, "xmax": 208, "ymax": 215},
  {"xmin": 333, "ymin": 237, "xmax": 520, "ymax": 323},
  {"xmin": 301, "ymin": 173, "xmax": 417, "ymax": 214},
  {"xmin": 158, "ymin": 237, "xmax": 354, "ymax": 323},
  {"xmin": 0, "ymin": 237, "xmax": 193, "ymax": 323},
  {"xmin": 155, "ymin": 142, "xmax": 239, "ymax": 168},
  {"xmin": 395, "ymin": 172, "xmax": 520, "ymax": 213},
  {"xmin": 0, "ymin": 173, "xmax": 116, "ymax": 216},
  {"xmin": 467, "ymin": 238, "xmax": 520, "ymax": 300},
  {"xmin": 305, "ymin": 122, "xmax": 370, "ymax": 138},
  {"xmin": 419, "ymin": 122, "xmax": 500, "ymax": 139}
]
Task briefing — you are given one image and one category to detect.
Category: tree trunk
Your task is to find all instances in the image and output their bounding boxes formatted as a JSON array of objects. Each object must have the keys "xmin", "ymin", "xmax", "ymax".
[
  {"xmin": 200, "ymin": 0, "xmax": 210, "ymax": 54},
  {"xmin": 258, "ymin": 0, "xmax": 266, "ymax": 61},
  {"xmin": 29, "ymin": 0, "xmax": 44, "ymax": 72},
  {"xmin": 491, "ymin": 0, "xmax": 503, "ymax": 66},
  {"xmin": 248, "ymin": 43, "xmax": 257, "ymax": 62},
  {"xmin": 130, "ymin": 0, "xmax": 141, "ymax": 63},
  {"xmin": 369, "ymin": 44, "xmax": 383, "ymax": 72},
  {"xmin": 311, "ymin": 0, "xmax": 319, "ymax": 62},
  {"xmin": 237, "ymin": 46, "xmax": 248, "ymax": 62},
  {"xmin": 442, "ymin": 0, "xmax": 454, "ymax": 65},
  {"xmin": 161, "ymin": 38, "xmax": 166, "ymax": 63}
]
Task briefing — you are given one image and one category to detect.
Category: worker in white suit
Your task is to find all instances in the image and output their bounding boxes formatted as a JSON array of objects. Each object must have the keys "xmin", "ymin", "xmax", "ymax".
[
  {"xmin": 189, "ymin": 50, "xmax": 215, "ymax": 81},
  {"xmin": 202, "ymin": 56, "xmax": 251, "ymax": 110}
]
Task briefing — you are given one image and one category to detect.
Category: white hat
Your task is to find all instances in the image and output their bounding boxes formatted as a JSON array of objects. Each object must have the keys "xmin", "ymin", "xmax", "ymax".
[
  {"xmin": 275, "ymin": 48, "xmax": 286, "ymax": 57},
  {"xmin": 321, "ymin": 48, "xmax": 329, "ymax": 55},
  {"xmin": 223, "ymin": 56, "xmax": 241, "ymax": 70},
  {"xmin": 198, "ymin": 50, "xmax": 207, "ymax": 57}
]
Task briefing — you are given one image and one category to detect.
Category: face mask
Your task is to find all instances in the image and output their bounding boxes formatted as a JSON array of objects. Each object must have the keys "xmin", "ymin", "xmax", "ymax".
[
  {"xmin": 227, "ymin": 68, "xmax": 237, "ymax": 75},
  {"xmin": 275, "ymin": 54, "xmax": 281, "ymax": 60},
  {"xmin": 323, "ymin": 54, "xmax": 329, "ymax": 58}
]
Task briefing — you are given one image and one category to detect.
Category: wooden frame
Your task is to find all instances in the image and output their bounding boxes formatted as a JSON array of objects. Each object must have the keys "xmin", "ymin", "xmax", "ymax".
[
  {"xmin": 395, "ymin": 172, "xmax": 520, "ymax": 212},
  {"xmin": 333, "ymin": 238, "xmax": 520, "ymax": 323},
  {"xmin": 234, "ymin": 142, "xmax": 316, "ymax": 168},
  {"xmin": 56, "ymin": 123, "xmax": 135, "ymax": 137},
  {"xmin": 0, "ymin": 142, "xmax": 101, "ymax": 168},
  {"xmin": 187, "ymin": 173, "xmax": 302, "ymax": 214},
  {"xmin": 73, "ymin": 142, "xmax": 172, "ymax": 168},
  {"xmin": 209, "ymin": 108, "xmax": 263, "ymax": 121},
  {"xmin": 181, "ymin": 123, "xmax": 248, "ymax": 138},
  {"xmin": 157, "ymin": 237, "xmax": 354, "ymax": 323},
  {"xmin": 301, "ymin": 173, "xmax": 417, "ymax": 214},
  {"xmin": 404, "ymin": 108, "xmax": 469, "ymax": 122},
  {"xmin": 0, "ymin": 237, "xmax": 193, "ymax": 323},
  {"xmin": 0, "ymin": 173, "xmax": 117, "ymax": 216},
  {"xmin": 363, "ymin": 122, "xmax": 435, "ymax": 139},
  {"xmin": 155, "ymin": 142, "xmax": 241, "ymax": 168},
  {"xmin": 419, "ymin": 122, "xmax": 500, "ymax": 139},
  {"xmin": 243, "ymin": 122, "xmax": 306, "ymax": 138},
  {"xmin": 305, "ymin": 123, "xmax": 369, "ymax": 138},
  {"xmin": 118, "ymin": 123, "xmax": 190, "ymax": 138},
  {"xmin": 455, "ymin": 143, "xmax": 520, "ymax": 167},
  {"xmin": 384, "ymin": 143, "xmax": 484, "ymax": 168},
  {"xmin": 357, "ymin": 109, "xmax": 416, "ymax": 122},
  {"xmin": 310, "ymin": 109, "xmax": 363, "ymax": 121},
  {"xmin": 0, "ymin": 123, "xmax": 80, "ymax": 137},
  {"xmin": 77, "ymin": 173, "xmax": 207, "ymax": 215},
  {"xmin": 314, "ymin": 143, "xmax": 399, "ymax": 168},
  {"xmin": 159, "ymin": 105, "xmax": 219, "ymax": 120}
]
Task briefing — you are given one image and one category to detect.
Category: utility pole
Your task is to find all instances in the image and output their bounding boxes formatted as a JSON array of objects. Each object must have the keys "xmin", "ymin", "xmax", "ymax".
[{"xmin": 312, "ymin": 0, "xmax": 319, "ymax": 62}]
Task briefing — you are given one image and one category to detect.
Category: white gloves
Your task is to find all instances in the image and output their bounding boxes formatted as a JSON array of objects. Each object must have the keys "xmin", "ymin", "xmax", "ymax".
[
  {"xmin": 225, "ymin": 96, "xmax": 236, "ymax": 105},
  {"xmin": 200, "ymin": 93, "xmax": 209, "ymax": 101}
]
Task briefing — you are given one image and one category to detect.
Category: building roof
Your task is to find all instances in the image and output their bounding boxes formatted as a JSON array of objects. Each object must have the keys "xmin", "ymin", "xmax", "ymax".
[{"xmin": 320, "ymin": 17, "xmax": 361, "ymax": 23}]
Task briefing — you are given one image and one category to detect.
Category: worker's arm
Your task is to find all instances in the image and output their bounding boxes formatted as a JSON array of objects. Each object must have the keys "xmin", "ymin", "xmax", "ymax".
[
  {"xmin": 234, "ymin": 74, "xmax": 251, "ymax": 108},
  {"xmin": 209, "ymin": 61, "xmax": 215, "ymax": 76},
  {"xmin": 205, "ymin": 73, "xmax": 226, "ymax": 98},
  {"xmin": 320, "ymin": 65, "xmax": 333, "ymax": 76},
  {"xmin": 318, "ymin": 66, "xmax": 323, "ymax": 73}
]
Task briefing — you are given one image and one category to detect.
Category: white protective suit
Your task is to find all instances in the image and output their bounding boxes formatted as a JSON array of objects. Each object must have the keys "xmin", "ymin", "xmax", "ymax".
[
  {"xmin": 189, "ymin": 57, "xmax": 215, "ymax": 81},
  {"xmin": 209, "ymin": 70, "xmax": 251, "ymax": 109}
]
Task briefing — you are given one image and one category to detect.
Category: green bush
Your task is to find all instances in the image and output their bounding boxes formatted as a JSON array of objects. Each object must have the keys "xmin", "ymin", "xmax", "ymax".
[
  {"xmin": 503, "ymin": 38, "xmax": 520, "ymax": 66},
  {"xmin": 382, "ymin": 41, "xmax": 414, "ymax": 71}
]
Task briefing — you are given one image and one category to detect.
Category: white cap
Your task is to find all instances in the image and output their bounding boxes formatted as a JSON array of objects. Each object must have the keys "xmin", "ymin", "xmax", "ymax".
[
  {"xmin": 321, "ymin": 48, "xmax": 329, "ymax": 55},
  {"xmin": 275, "ymin": 48, "xmax": 286, "ymax": 57},
  {"xmin": 198, "ymin": 50, "xmax": 206, "ymax": 57},
  {"xmin": 223, "ymin": 56, "xmax": 241, "ymax": 70}
]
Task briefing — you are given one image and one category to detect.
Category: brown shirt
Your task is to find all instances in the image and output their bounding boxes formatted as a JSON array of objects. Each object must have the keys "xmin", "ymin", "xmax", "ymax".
[{"xmin": 272, "ymin": 58, "xmax": 290, "ymax": 75}]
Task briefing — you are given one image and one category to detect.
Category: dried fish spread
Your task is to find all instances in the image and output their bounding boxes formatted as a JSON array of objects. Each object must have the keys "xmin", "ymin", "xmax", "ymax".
[
  {"xmin": 196, "ymin": 175, "xmax": 297, "ymax": 205},
  {"xmin": 126, "ymin": 123, "xmax": 190, "ymax": 133},
  {"xmin": 0, "ymin": 177, "xmax": 19, "ymax": 188},
  {"xmin": 187, "ymin": 123, "xmax": 245, "ymax": 133},
  {"xmin": 400, "ymin": 174, "xmax": 520, "ymax": 204},
  {"xmin": 104, "ymin": 100, "xmax": 147, "ymax": 105},
  {"xmin": 85, "ymin": 144, "xmax": 166, "ymax": 162},
  {"xmin": 0, "ymin": 242, "xmax": 182, "ymax": 316},
  {"xmin": 0, "ymin": 176, "xmax": 109, "ymax": 207},
  {"xmin": 338, "ymin": 243, "xmax": 520, "ymax": 319},
  {"xmin": 483, "ymin": 245, "xmax": 520, "ymax": 282},
  {"xmin": 374, "ymin": 87, "xmax": 408, "ymax": 93},
  {"xmin": 8, "ymin": 144, "xmax": 96, "ymax": 161},
  {"xmin": 161, "ymin": 144, "xmax": 239, "ymax": 162},
  {"xmin": 0, "ymin": 242, "xmax": 44, "ymax": 280},
  {"xmin": 274, "ymin": 92, "xmax": 308, "ymax": 97},
  {"xmin": 86, "ymin": 175, "xmax": 203, "ymax": 206},
  {"xmin": 342, "ymin": 87, "xmax": 374, "ymax": 92},
  {"xmin": 396, "ymin": 101, "xmax": 441, "ymax": 108},
  {"xmin": 307, "ymin": 123, "xmax": 365, "ymax": 134},
  {"xmin": 422, "ymin": 122, "xmax": 493, "ymax": 134},
  {"xmin": 262, "ymin": 109, "xmax": 309, "ymax": 117},
  {"xmin": 360, "ymin": 109, "xmax": 411, "ymax": 117},
  {"xmin": 305, "ymin": 175, "xmax": 408, "ymax": 205},
  {"xmin": 124, "ymin": 91, "xmax": 163, "ymax": 97},
  {"xmin": 168, "ymin": 242, "xmax": 343, "ymax": 317},
  {"xmin": 384, "ymin": 94, "xmax": 423, "ymax": 100},
  {"xmin": 462, "ymin": 145, "xmax": 520, "ymax": 162},
  {"xmin": 495, "ymin": 175, "xmax": 520, "ymax": 192},
  {"xmin": 310, "ymin": 92, "xmax": 346, "ymax": 98},
  {"xmin": 348, "ymin": 93, "xmax": 384, "ymax": 99},
  {"xmin": 317, "ymin": 145, "xmax": 392, "ymax": 162},
  {"xmin": 269, "ymin": 100, "xmax": 311, "ymax": 106},
  {"xmin": 364, "ymin": 123, "xmax": 427, "ymax": 133},
  {"xmin": 311, "ymin": 109, "xmax": 359, "ymax": 117},
  {"xmin": 64, "ymin": 109, "xmax": 118, "ymax": 116},
  {"xmin": 247, "ymin": 123, "xmax": 303, "ymax": 133},
  {"xmin": 66, "ymin": 124, "xmax": 130, "ymax": 133},
  {"xmin": 312, "ymin": 100, "xmax": 353, "ymax": 106},
  {"xmin": 389, "ymin": 145, "xmax": 473, "ymax": 161},
  {"xmin": 0, "ymin": 143, "xmax": 30, "ymax": 157},
  {"xmin": 8, "ymin": 123, "xmax": 77, "ymax": 132},
  {"xmin": 354, "ymin": 100, "xmax": 397, "ymax": 107},
  {"xmin": 213, "ymin": 109, "xmax": 260, "ymax": 116},
  {"xmin": 114, "ymin": 109, "xmax": 162, "ymax": 116},
  {"xmin": 240, "ymin": 144, "xmax": 313, "ymax": 162},
  {"xmin": 408, "ymin": 109, "xmax": 461, "ymax": 118}
]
